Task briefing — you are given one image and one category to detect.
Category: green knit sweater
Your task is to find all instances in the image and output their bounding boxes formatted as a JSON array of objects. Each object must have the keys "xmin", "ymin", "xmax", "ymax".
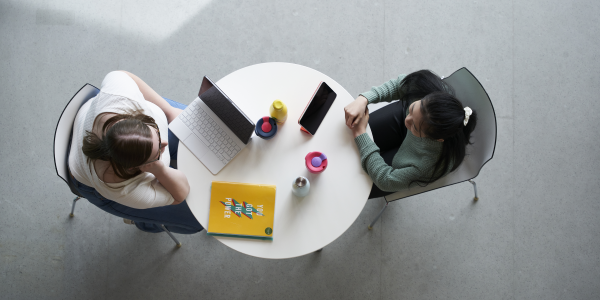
[{"xmin": 355, "ymin": 75, "xmax": 445, "ymax": 192}]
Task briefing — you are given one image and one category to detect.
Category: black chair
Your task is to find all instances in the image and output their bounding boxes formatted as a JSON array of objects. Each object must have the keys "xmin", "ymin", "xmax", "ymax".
[
  {"xmin": 54, "ymin": 84, "xmax": 182, "ymax": 247},
  {"xmin": 368, "ymin": 67, "xmax": 497, "ymax": 229}
]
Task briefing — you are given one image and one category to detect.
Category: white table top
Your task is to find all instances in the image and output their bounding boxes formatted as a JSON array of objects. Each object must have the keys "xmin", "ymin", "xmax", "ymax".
[{"xmin": 180, "ymin": 62, "xmax": 373, "ymax": 259}]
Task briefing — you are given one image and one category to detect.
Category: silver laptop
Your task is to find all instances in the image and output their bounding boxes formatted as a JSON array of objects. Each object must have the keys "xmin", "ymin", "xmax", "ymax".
[{"xmin": 169, "ymin": 76, "xmax": 255, "ymax": 174}]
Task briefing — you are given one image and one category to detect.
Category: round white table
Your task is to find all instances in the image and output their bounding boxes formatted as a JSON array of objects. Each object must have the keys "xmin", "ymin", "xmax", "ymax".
[{"xmin": 180, "ymin": 62, "xmax": 373, "ymax": 259}]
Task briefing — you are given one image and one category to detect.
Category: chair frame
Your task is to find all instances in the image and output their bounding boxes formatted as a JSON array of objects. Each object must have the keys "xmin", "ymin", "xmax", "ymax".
[
  {"xmin": 367, "ymin": 67, "xmax": 496, "ymax": 229},
  {"xmin": 368, "ymin": 180, "xmax": 478, "ymax": 230},
  {"xmin": 54, "ymin": 83, "xmax": 182, "ymax": 248}
]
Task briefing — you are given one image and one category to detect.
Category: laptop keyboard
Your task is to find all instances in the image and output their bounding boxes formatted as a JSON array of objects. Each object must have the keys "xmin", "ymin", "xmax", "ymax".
[{"xmin": 179, "ymin": 101, "xmax": 242, "ymax": 164}]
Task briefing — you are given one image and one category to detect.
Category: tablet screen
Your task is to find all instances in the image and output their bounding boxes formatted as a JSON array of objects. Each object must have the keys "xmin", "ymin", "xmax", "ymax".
[{"xmin": 299, "ymin": 82, "xmax": 337, "ymax": 135}]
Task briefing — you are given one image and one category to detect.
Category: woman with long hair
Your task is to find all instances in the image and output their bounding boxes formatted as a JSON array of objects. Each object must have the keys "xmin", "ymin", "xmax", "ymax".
[
  {"xmin": 344, "ymin": 70, "xmax": 478, "ymax": 198},
  {"xmin": 68, "ymin": 71, "xmax": 202, "ymax": 233}
]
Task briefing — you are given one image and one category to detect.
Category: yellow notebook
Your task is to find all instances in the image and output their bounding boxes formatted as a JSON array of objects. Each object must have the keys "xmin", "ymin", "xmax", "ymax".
[{"xmin": 207, "ymin": 181, "xmax": 277, "ymax": 240}]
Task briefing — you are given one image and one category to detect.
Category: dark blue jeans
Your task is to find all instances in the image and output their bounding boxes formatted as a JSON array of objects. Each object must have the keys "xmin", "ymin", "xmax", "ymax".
[
  {"xmin": 69, "ymin": 97, "xmax": 203, "ymax": 234},
  {"xmin": 164, "ymin": 97, "xmax": 186, "ymax": 162}
]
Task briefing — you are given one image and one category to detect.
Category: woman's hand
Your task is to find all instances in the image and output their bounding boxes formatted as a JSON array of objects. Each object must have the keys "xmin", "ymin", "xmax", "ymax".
[
  {"xmin": 351, "ymin": 107, "xmax": 369, "ymax": 138},
  {"xmin": 344, "ymin": 96, "xmax": 369, "ymax": 129},
  {"xmin": 139, "ymin": 159, "xmax": 167, "ymax": 176}
]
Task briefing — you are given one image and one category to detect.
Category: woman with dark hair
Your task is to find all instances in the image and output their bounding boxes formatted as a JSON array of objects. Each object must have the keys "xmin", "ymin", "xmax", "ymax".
[
  {"xmin": 344, "ymin": 70, "xmax": 478, "ymax": 198},
  {"xmin": 68, "ymin": 71, "xmax": 203, "ymax": 234}
]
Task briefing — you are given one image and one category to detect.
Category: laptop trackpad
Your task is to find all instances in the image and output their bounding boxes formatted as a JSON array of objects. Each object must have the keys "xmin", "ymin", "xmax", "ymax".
[
  {"xmin": 202, "ymin": 152, "xmax": 226, "ymax": 174},
  {"xmin": 184, "ymin": 135, "xmax": 209, "ymax": 159}
]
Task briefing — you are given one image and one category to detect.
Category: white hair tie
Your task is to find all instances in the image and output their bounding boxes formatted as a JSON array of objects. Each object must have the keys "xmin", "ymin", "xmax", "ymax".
[{"xmin": 463, "ymin": 107, "xmax": 472, "ymax": 126}]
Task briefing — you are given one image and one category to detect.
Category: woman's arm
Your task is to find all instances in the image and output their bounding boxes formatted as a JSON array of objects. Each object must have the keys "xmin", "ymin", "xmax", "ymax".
[
  {"xmin": 349, "ymin": 109, "xmax": 418, "ymax": 192},
  {"xmin": 359, "ymin": 74, "xmax": 407, "ymax": 105},
  {"xmin": 139, "ymin": 160, "xmax": 190, "ymax": 204},
  {"xmin": 345, "ymin": 74, "xmax": 407, "ymax": 129},
  {"xmin": 354, "ymin": 133, "xmax": 419, "ymax": 192},
  {"xmin": 120, "ymin": 71, "xmax": 182, "ymax": 124}
]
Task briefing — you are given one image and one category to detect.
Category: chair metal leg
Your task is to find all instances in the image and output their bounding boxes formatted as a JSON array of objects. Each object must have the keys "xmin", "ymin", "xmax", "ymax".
[
  {"xmin": 69, "ymin": 197, "xmax": 81, "ymax": 217},
  {"xmin": 161, "ymin": 224, "xmax": 182, "ymax": 248},
  {"xmin": 468, "ymin": 180, "xmax": 479, "ymax": 201},
  {"xmin": 368, "ymin": 202, "xmax": 389, "ymax": 230}
]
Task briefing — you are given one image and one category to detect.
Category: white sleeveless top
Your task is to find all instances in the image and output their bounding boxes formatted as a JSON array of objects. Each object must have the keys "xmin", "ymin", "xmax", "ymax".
[{"xmin": 68, "ymin": 71, "xmax": 174, "ymax": 209}]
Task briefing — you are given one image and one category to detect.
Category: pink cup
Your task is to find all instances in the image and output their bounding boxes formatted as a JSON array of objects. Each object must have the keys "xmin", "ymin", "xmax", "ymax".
[{"xmin": 305, "ymin": 152, "xmax": 327, "ymax": 174}]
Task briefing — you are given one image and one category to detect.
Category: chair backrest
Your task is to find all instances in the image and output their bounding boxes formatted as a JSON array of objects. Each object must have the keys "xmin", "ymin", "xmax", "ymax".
[
  {"xmin": 385, "ymin": 67, "xmax": 497, "ymax": 202},
  {"xmin": 53, "ymin": 84, "xmax": 99, "ymax": 187}
]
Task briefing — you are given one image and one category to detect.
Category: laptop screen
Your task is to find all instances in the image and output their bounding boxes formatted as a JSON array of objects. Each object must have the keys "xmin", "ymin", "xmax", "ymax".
[{"xmin": 198, "ymin": 77, "xmax": 255, "ymax": 144}]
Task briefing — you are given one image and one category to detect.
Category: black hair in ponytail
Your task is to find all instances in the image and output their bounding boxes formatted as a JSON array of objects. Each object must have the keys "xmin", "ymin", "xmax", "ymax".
[
  {"xmin": 398, "ymin": 70, "xmax": 455, "ymax": 110},
  {"xmin": 418, "ymin": 92, "xmax": 478, "ymax": 184},
  {"xmin": 398, "ymin": 70, "xmax": 478, "ymax": 187}
]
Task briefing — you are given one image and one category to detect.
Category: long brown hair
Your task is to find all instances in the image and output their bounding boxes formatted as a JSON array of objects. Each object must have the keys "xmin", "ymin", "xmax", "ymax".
[{"xmin": 82, "ymin": 111, "xmax": 159, "ymax": 180}]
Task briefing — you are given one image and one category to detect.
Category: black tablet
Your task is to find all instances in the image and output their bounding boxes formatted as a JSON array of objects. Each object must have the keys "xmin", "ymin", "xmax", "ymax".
[{"xmin": 298, "ymin": 82, "xmax": 337, "ymax": 135}]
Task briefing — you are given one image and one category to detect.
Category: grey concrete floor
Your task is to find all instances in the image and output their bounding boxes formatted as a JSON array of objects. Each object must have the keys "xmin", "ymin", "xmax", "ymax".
[{"xmin": 1, "ymin": 0, "xmax": 599, "ymax": 299}]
